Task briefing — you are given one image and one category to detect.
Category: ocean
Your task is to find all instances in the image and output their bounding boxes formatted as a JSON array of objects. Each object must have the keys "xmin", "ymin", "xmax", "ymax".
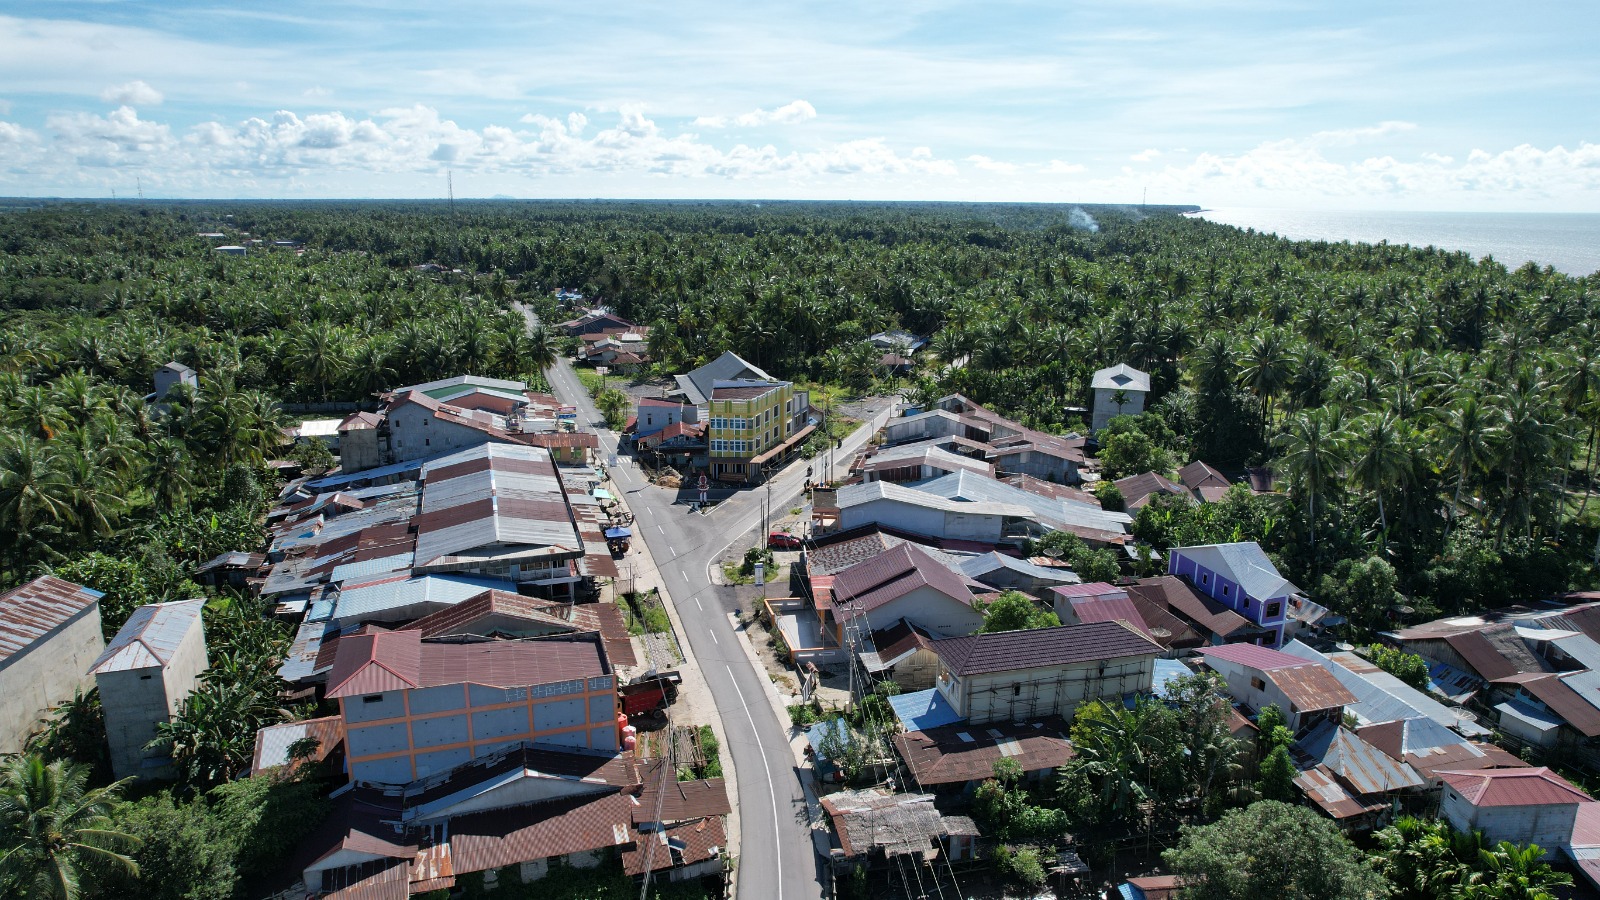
[{"xmin": 1193, "ymin": 208, "xmax": 1600, "ymax": 278}]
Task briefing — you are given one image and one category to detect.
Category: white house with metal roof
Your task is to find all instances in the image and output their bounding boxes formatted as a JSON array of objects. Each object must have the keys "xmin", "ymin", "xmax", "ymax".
[
  {"xmin": 1090, "ymin": 363, "xmax": 1151, "ymax": 433},
  {"xmin": 0, "ymin": 577, "xmax": 105, "ymax": 755},
  {"xmin": 91, "ymin": 599, "xmax": 207, "ymax": 780}
]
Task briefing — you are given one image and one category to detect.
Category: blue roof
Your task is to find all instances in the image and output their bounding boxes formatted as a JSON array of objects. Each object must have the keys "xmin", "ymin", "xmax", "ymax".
[
  {"xmin": 805, "ymin": 719, "xmax": 854, "ymax": 759},
  {"xmin": 305, "ymin": 456, "xmax": 429, "ymax": 491},
  {"xmin": 889, "ymin": 688, "xmax": 964, "ymax": 732},
  {"xmin": 329, "ymin": 552, "xmax": 414, "ymax": 585},
  {"xmin": 1152, "ymin": 659, "xmax": 1192, "ymax": 699}
]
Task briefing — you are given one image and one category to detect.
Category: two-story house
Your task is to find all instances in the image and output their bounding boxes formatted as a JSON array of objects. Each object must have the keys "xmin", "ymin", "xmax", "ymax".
[
  {"xmin": 930, "ymin": 622, "xmax": 1160, "ymax": 726},
  {"xmin": 326, "ymin": 630, "xmax": 619, "ymax": 785},
  {"xmin": 705, "ymin": 380, "xmax": 815, "ymax": 481},
  {"xmin": 1168, "ymin": 542, "xmax": 1298, "ymax": 646}
]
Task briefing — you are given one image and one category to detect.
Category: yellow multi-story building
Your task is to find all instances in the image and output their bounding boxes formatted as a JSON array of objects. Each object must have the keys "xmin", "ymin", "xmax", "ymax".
[{"xmin": 706, "ymin": 379, "xmax": 814, "ymax": 480}]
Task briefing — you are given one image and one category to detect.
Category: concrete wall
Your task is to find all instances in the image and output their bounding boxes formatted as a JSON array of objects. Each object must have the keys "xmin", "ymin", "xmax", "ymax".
[
  {"xmin": 939, "ymin": 653, "xmax": 1156, "ymax": 726},
  {"xmin": 97, "ymin": 613, "xmax": 207, "ymax": 780},
  {"xmin": 636, "ymin": 404, "xmax": 697, "ymax": 437},
  {"xmin": 388, "ymin": 403, "xmax": 495, "ymax": 462},
  {"xmin": 0, "ymin": 606, "xmax": 103, "ymax": 755},
  {"xmin": 884, "ymin": 412, "xmax": 965, "ymax": 446},
  {"xmin": 1092, "ymin": 387, "xmax": 1146, "ymax": 434},
  {"xmin": 1441, "ymin": 787, "xmax": 1578, "ymax": 859},
  {"xmin": 339, "ymin": 427, "xmax": 386, "ymax": 472},
  {"xmin": 884, "ymin": 648, "xmax": 941, "ymax": 692},
  {"xmin": 992, "ymin": 450, "xmax": 1078, "ymax": 483}
]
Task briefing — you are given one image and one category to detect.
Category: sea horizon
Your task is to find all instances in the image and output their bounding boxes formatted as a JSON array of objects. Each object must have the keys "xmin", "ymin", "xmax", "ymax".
[{"xmin": 1195, "ymin": 207, "xmax": 1600, "ymax": 278}]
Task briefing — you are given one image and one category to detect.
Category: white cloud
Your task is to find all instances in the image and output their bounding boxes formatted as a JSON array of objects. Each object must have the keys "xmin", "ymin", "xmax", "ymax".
[
  {"xmin": 1089, "ymin": 128, "xmax": 1600, "ymax": 207},
  {"xmin": 100, "ymin": 80, "xmax": 163, "ymax": 107},
  {"xmin": 965, "ymin": 154, "xmax": 1018, "ymax": 174},
  {"xmin": 1, "ymin": 105, "xmax": 955, "ymax": 192},
  {"xmin": 1043, "ymin": 159, "xmax": 1085, "ymax": 174},
  {"xmin": 302, "ymin": 86, "xmax": 332, "ymax": 98},
  {"xmin": 1131, "ymin": 148, "xmax": 1161, "ymax": 162},
  {"xmin": 694, "ymin": 100, "xmax": 817, "ymax": 129},
  {"xmin": 1308, "ymin": 120, "xmax": 1417, "ymax": 146}
]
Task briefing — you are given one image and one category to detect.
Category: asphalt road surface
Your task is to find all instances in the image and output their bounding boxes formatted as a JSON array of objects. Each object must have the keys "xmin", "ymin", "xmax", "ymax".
[{"xmin": 544, "ymin": 357, "xmax": 898, "ymax": 900}]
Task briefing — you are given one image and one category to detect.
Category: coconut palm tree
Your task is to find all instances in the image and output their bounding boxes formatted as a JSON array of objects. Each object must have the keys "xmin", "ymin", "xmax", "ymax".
[
  {"xmin": 1459, "ymin": 841, "xmax": 1571, "ymax": 899},
  {"xmin": 0, "ymin": 754, "xmax": 138, "ymax": 900},
  {"xmin": 1434, "ymin": 393, "xmax": 1503, "ymax": 544},
  {"xmin": 1349, "ymin": 409, "xmax": 1411, "ymax": 534},
  {"xmin": 1275, "ymin": 406, "xmax": 1351, "ymax": 559}
]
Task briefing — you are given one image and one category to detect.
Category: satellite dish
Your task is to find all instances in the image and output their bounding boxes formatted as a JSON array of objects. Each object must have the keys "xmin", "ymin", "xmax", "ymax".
[{"xmin": 1042, "ymin": 547, "xmax": 1063, "ymax": 559}]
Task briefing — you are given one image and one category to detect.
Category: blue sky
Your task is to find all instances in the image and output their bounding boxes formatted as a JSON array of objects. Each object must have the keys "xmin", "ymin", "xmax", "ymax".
[{"xmin": 1, "ymin": 1, "xmax": 1597, "ymax": 209}]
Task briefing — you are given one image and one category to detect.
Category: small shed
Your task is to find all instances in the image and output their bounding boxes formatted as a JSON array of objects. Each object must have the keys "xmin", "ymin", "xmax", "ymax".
[{"xmin": 91, "ymin": 599, "xmax": 208, "ymax": 781}]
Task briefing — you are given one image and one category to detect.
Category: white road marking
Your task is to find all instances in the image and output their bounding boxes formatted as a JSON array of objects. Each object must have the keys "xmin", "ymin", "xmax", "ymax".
[
  {"xmin": 710, "ymin": 630, "xmax": 719, "ymax": 645},
  {"xmin": 694, "ymin": 597, "xmax": 703, "ymax": 610},
  {"xmin": 656, "ymin": 524, "xmax": 665, "ymax": 535},
  {"xmin": 681, "ymin": 570, "xmax": 689, "ymax": 580},
  {"xmin": 726, "ymin": 664, "xmax": 783, "ymax": 896}
]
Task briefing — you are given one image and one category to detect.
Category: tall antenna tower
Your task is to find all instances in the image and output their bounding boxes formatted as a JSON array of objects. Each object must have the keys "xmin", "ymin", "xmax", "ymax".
[
  {"xmin": 447, "ymin": 170, "xmax": 455, "ymax": 216},
  {"xmin": 137, "ymin": 177, "xmax": 145, "ymax": 202}
]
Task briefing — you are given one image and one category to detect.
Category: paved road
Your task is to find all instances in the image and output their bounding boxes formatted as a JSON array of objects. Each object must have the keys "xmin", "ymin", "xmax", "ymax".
[{"xmin": 542, "ymin": 354, "xmax": 893, "ymax": 900}]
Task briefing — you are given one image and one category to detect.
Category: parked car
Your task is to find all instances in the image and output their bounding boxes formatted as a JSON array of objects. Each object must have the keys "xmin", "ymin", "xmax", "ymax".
[{"xmin": 767, "ymin": 531, "xmax": 803, "ymax": 549}]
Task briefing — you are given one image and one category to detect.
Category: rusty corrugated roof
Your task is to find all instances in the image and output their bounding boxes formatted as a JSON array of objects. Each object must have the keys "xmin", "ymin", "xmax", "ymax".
[{"xmin": 0, "ymin": 576, "xmax": 101, "ymax": 664}]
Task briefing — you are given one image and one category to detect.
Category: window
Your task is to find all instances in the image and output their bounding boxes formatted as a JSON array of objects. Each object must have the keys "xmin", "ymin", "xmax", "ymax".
[
  {"xmin": 1012, "ymin": 684, "xmax": 1022, "ymax": 696},
  {"xmin": 1222, "ymin": 585, "xmax": 1230, "ymax": 597},
  {"xmin": 1250, "ymin": 677, "xmax": 1265, "ymax": 691},
  {"xmin": 1201, "ymin": 573, "xmax": 1209, "ymax": 585},
  {"xmin": 1266, "ymin": 602, "xmax": 1282, "ymax": 618},
  {"xmin": 362, "ymin": 694, "xmax": 385, "ymax": 704}
]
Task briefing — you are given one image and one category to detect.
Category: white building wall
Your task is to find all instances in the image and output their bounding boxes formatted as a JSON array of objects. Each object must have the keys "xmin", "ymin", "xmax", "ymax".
[
  {"xmin": 1092, "ymin": 387, "xmax": 1147, "ymax": 434},
  {"xmin": 98, "ymin": 614, "xmax": 207, "ymax": 781},
  {"xmin": 388, "ymin": 404, "xmax": 497, "ymax": 462},
  {"xmin": 0, "ymin": 607, "xmax": 103, "ymax": 754},
  {"xmin": 853, "ymin": 587, "xmax": 983, "ymax": 638},
  {"xmin": 939, "ymin": 654, "xmax": 1156, "ymax": 725},
  {"xmin": 1441, "ymin": 787, "xmax": 1578, "ymax": 859}
]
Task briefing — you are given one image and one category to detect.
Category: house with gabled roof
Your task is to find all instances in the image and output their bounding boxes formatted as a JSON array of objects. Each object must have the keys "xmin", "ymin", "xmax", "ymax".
[
  {"xmin": 930, "ymin": 622, "xmax": 1160, "ymax": 725},
  {"xmin": 1199, "ymin": 643, "xmax": 1357, "ymax": 734},
  {"xmin": 0, "ymin": 576, "xmax": 104, "ymax": 754},
  {"xmin": 1125, "ymin": 575, "xmax": 1273, "ymax": 646},
  {"xmin": 894, "ymin": 717, "xmax": 1074, "ymax": 792},
  {"xmin": 1291, "ymin": 720, "xmax": 1424, "ymax": 829},
  {"xmin": 830, "ymin": 542, "xmax": 984, "ymax": 639},
  {"xmin": 1178, "ymin": 461, "xmax": 1232, "ymax": 503},
  {"xmin": 91, "ymin": 599, "xmax": 207, "ymax": 780},
  {"xmin": 1091, "ymin": 363, "xmax": 1151, "ymax": 433},
  {"xmin": 1440, "ymin": 767, "xmax": 1593, "ymax": 858},
  {"xmin": 1169, "ymin": 542, "xmax": 1299, "ymax": 646}
]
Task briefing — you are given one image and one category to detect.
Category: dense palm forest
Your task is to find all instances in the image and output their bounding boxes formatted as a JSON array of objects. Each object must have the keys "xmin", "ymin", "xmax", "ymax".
[{"xmin": 3, "ymin": 199, "xmax": 1598, "ymax": 621}]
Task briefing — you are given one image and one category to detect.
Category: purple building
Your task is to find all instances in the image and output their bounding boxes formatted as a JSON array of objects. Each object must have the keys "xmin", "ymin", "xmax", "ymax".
[{"xmin": 1168, "ymin": 542, "xmax": 1299, "ymax": 647}]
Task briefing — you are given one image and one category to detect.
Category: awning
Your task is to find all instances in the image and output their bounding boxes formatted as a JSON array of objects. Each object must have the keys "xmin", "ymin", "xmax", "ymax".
[
  {"xmin": 749, "ymin": 423, "xmax": 818, "ymax": 467},
  {"xmin": 593, "ymin": 488, "xmax": 614, "ymax": 501},
  {"xmin": 604, "ymin": 526, "xmax": 632, "ymax": 539}
]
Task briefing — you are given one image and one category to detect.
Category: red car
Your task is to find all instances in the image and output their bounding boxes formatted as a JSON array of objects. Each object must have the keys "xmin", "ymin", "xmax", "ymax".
[{"xmin": 767, "ymin": 531, "xmax": 803, "ymax": 549}]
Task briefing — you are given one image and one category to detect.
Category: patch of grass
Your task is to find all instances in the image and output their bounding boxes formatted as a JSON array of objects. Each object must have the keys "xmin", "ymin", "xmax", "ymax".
[
  {"xmin": 575, "ymin": 368, "xmax": 606, "ymax": 397},
  {"xmin": 621, "ymin": 590, "xmax": 672, "ymax": 634}
]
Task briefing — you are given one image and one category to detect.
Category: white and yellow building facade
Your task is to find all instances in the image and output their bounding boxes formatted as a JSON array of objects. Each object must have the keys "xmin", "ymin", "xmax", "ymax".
[{"xmin": 706, "ymin": 379, "xmax": 815, "ymax": 480}]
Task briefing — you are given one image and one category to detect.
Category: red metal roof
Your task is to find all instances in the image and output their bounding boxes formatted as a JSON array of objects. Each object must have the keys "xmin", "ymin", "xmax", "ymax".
[
  {"xmin": 447, "ymin": 792, "xmax": 634, "ymax": 874},
  {"xmin": 621, "ymin": 816, "xmax": 724, "ymax": 877},
  {"xmin": 1127, "ymin": 576, "xmax": 1258, "ymax": 640},
  {"xmin": 1509, "ymin": 674, "xmax": 1600, "ymax": 737},
  {"xmin": 1200, "ymin": 642, "xmax": 1308, "ymax": 671},
  {"xmin": 932, "ymin": 621, "xmax": 1160, "ymax": 676},
  {"xmin": 326, "ymin": 631, "xmax": 607, "ymax": 698},
  {"xmin": 0, "ymin": 576, "xmax": 101, "ymax": 663},
  {"xmin": 1051, "ymin": 581, "xmax": 1124, "ymax": 599},
  {"xmin": 633, "ymin": 764, "xmax": 731, "ymax": 823},
  {"xmin": 1068, "ymin": 597, "xmax": 1154, "ymax": 639},
  {"xmin": 1441, "ymin": 767, "xmax": 1593, "ymax": 807}
]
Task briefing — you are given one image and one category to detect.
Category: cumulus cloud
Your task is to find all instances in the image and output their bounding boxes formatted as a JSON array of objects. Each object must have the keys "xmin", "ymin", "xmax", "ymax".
[
  {"xmin": 965, "ymin": 154, "xmax": 1018, "ymax": 174},
  {"xmin": 1043, "ymin": 159, "xmax": 1085, "ymax": 174},
  {"xmin": 1308, "ymin": 120, "xmax": 1416, "ymax": 145},
  {"xmin": 1130, "ymin": 148, "xmax": 1161, "ymax": 162},
  {"xmin": 2, "ymin": 104, "xmax": 955, "ymax": 190},
  {"xmin": 693, "ymin": 100, "xmax": 817, "ymax": 129},
  {"xmin": 1094, "ymin": 127, "xmax": 1600, "ymax": 205},
  {"xmin": 100, "ymin": 80, "xmax": 163, "ymax": 107}
]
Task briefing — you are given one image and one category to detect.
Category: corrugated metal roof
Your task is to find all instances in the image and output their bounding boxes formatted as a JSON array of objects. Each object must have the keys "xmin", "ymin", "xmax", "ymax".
[
  {"xmin": 331, "ymin": 552, "xmax": 415, "ymax": 585},
  {"xmin": 0, "ymin": 576, "xmax": 102, "ymax": 664},
  {"xmin": 252, "ymin": 715, "xmax": 344, "ymax": 773},
  {"xmin": 447, "ymin": 792, "xmax": 634, "ymax": 875},
  {"xmin": 326, "ymin": 630, "xmax": 608, "ymax": 698},
  {"xmin": 1200, "ymin": 642, "xmax": 1308, "ymax": 671},
  {"xmin": 1091, "ymin": 363, "xmax": 1150, "ymax": 392},
  {"xmin": 89, "ymin": 599, "xmax": 205, "ymax": 673},
  {"xmin": 1170, "ymin": 542, "xmax": 1298, "ymax": 600},
  {"xmin": 332, "ymin": 574, "xmax": 511, "ymax": 624},
  {"xmin": 1293, "ymin": 765, "xmax": 1389, "ymax": 820},
  {"xmin": 958, "ymin": 552, "xmax": 1081, "ymax": 585},
  {"xmin": 889, "ymin": 688, "xmax": 964, "ymax": 732},
  {"xmin": 837, "ymin": 478, "xmax": 1032, "ymax": 519},
  {"xmin": 1051, "ymin": 582, "xmax": 1126, "ymax": 600},
  {"xmin": 933, "ymin": 621, "xmax": 1160, "ymax": 676},
  {"xmin": 895, "ymin": 717, "xmax": 1074, "ymax": 786},
  {"xmin": 1287, "ymin": 642, "xmax": 1489, "ymax": 736},
  {"xmin": 1267, "ymin": 663, "xmax": 1358, "ymax": 712},
  {"xmin": 915, "ymin": 471, "xmax": 1131, "ymax": 537},
  {"xmin": 1295, "ymin": 721, "xmax": 1423, "ymax": 793}
]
